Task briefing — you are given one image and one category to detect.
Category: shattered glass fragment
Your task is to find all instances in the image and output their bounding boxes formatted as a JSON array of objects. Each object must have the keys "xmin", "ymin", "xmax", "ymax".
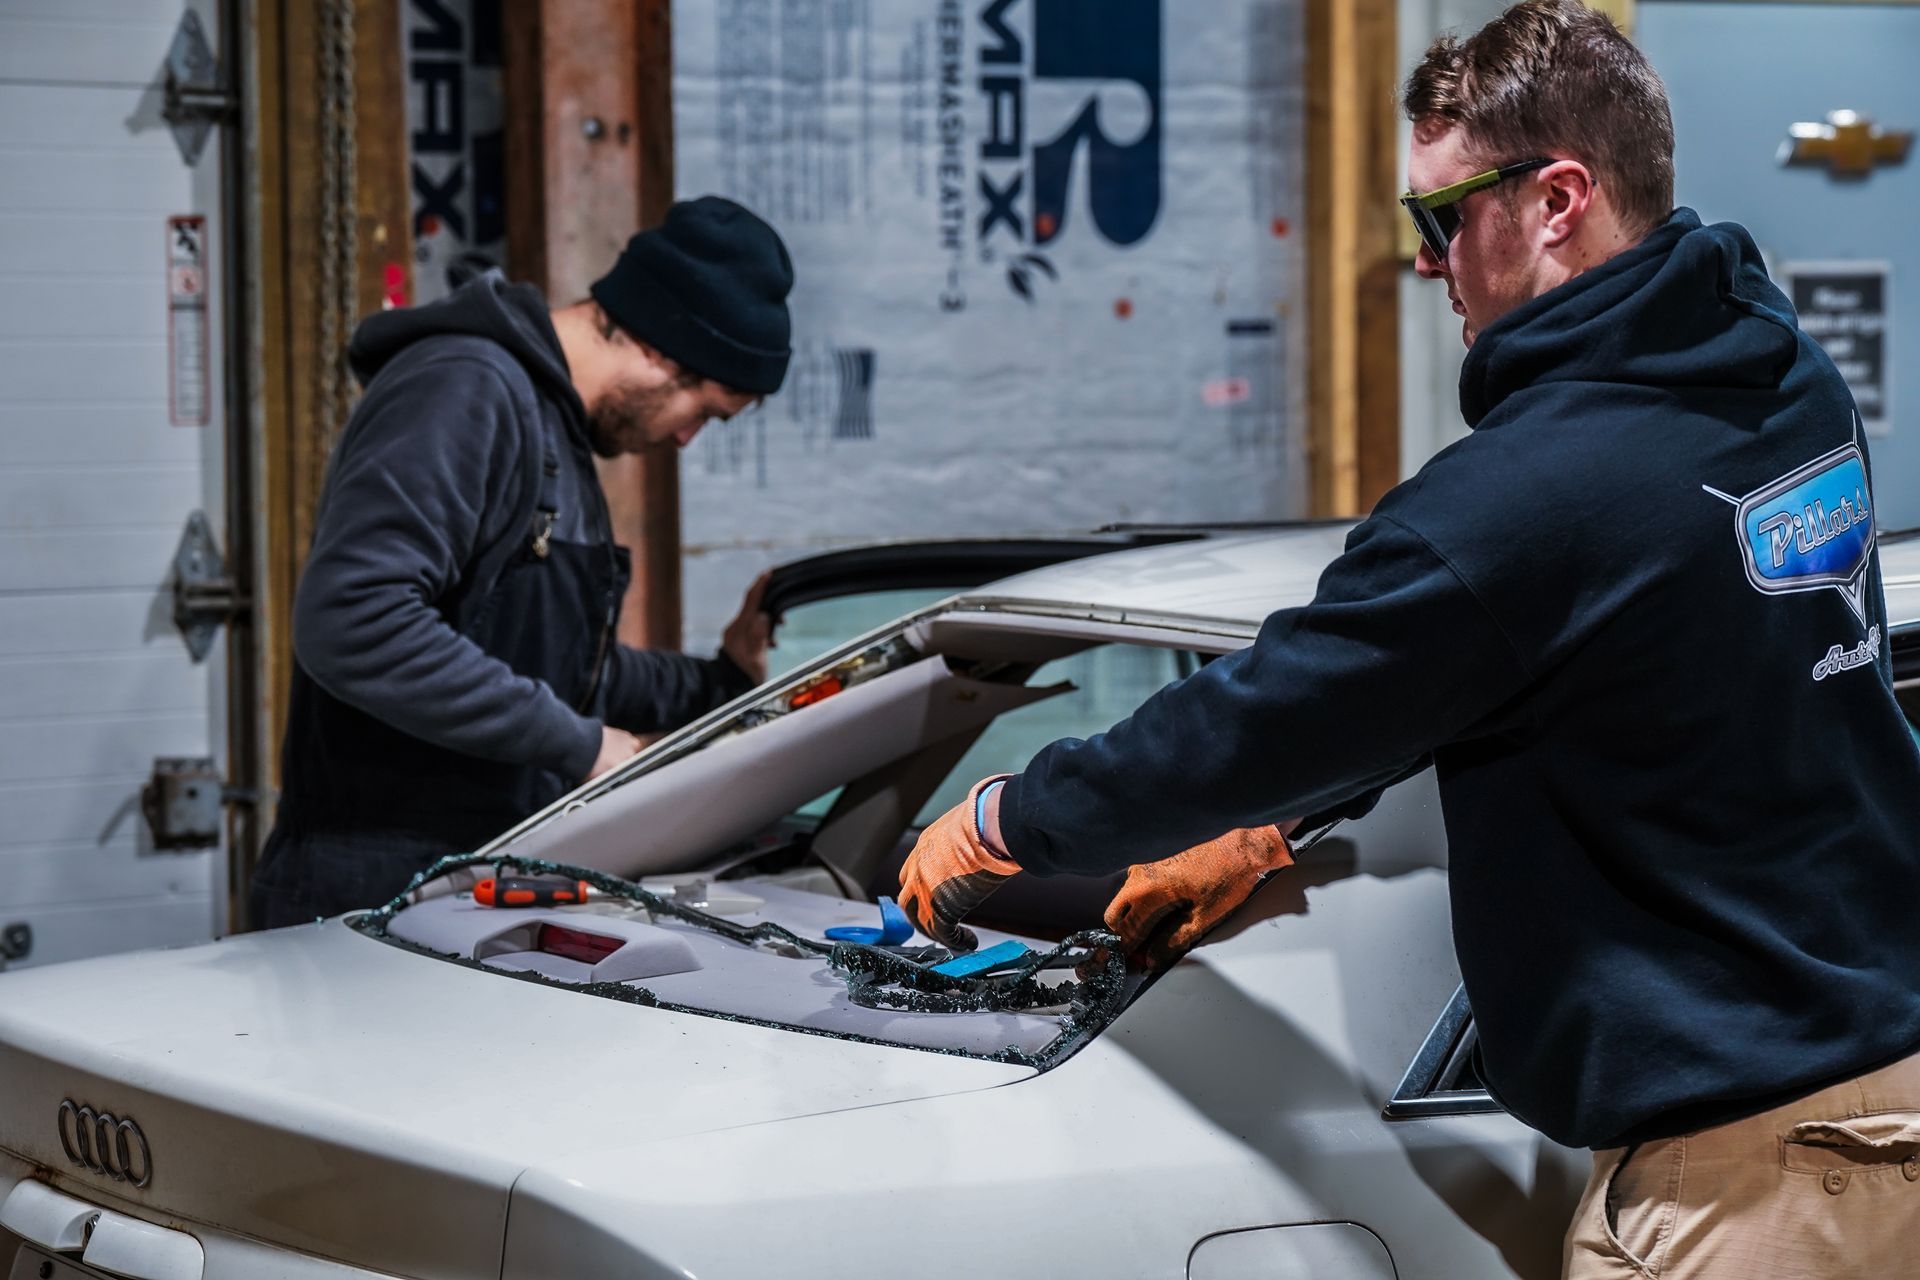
[{"xmin": 352, "ymin": 852, "xmax": 1131, "ymax": 1069}]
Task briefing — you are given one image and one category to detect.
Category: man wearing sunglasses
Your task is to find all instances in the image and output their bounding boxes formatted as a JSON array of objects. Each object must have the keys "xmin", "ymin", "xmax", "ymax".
[{"xmin": 899, "ymin": 2, "xmax": 1920, "ymax": 1275}]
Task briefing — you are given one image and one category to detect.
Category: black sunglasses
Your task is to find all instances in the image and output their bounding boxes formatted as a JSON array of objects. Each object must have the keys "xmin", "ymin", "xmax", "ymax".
[{"xmin": 1400, "ymin": 157, "xmax": 1555, "ymax": 262}]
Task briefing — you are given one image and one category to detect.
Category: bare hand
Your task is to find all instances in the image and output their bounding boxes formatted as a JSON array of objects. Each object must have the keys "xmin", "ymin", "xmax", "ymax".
[
  {"xmin": 721, "ymin": 570, "xmax": 775, "ymax": 685},
  {"xmin": 585, "ymin": 725, "xmax": 642, "ymax": 781}
]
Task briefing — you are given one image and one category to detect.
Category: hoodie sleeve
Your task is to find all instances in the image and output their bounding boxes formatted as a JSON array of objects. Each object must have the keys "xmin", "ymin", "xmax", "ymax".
[
  {"xmin": 293, "ymin": 352, "xmax": 602, "ymax": 780},
  {"xmin": 996, "ymin": 515, "xmax": 1535, "ymax": 877},
  {"xmin": 601, "ymin": 647, "xmax": 756, "ymax": 734}
]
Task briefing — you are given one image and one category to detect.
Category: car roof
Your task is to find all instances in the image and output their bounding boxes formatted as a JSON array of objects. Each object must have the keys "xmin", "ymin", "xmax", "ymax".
[
  {"xmin": 954, "ymin": 524, "xmax": 1920, "ymax": 634},
  {"xmin": 953, "ymin": 525, "xmax": 1355, "ymax": 627}
]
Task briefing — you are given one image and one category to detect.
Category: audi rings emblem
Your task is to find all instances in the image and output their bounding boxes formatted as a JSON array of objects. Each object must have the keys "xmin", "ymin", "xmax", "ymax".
[{"xmin": 56, "ymin": 1099, "xmax": 151, "ymax": 1188}]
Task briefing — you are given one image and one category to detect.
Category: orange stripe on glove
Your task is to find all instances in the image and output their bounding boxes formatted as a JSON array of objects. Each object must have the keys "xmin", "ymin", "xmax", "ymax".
[
  {"xmin": 898, "ymin": 776, "xmax": 1022, "ymax": 953},
  {"xmin": 1104, "ymin": 824, "xmax": 1294, "ymax": 968}
]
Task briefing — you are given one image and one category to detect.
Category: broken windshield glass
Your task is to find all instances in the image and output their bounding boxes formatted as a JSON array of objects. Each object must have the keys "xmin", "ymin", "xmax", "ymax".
[{"xmin": 353, "ymin": 851, "xmax": 1132, "ymax": 1069}]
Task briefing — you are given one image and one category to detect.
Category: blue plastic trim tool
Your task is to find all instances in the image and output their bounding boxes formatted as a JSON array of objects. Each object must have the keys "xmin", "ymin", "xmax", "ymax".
[
  {"xmin": 824, "ymin": 895, "xmax": 914, "ymax": 946},
  {"xmin": 929, "ymin": 938, "xmax": 1033, "ymax": 978}
]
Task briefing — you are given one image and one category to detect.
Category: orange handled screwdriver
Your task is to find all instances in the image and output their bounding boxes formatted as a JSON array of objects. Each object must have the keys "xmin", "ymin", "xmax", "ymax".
[{"xmin": 473, "ymin": 877, "xmax": 593, "ymax": 908}]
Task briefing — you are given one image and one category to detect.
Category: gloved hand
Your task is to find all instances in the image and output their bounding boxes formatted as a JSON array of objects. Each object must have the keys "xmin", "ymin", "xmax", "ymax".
[
  {"xmin": 1105, "ymin": 825, "xmax": 1295, "ymax": 968},
  {"xmin": 898, "ymin": 777, "xmax": 1021, "ymax": 952}
]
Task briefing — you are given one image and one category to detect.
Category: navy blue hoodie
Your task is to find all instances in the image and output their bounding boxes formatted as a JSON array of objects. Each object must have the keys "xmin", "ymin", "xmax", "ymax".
[{"xmin": 997, "ymin": 210, "xmax": 1920, "ymax": 1150}]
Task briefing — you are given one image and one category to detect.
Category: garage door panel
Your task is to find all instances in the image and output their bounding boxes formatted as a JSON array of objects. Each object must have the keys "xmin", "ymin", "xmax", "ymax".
[
  {"xmin": 0, "ymin": 840, "xmax": 212, "ymax": 909},
  {"xmin": 0, "ymin": 339, "xmax": 169, "ymax": 402},
  {"xmin": 0, "ymin": 406, "xmax": 201, "ymax": 466},
  {"xmin": 0, "ymin": 150, "xmax": 193, "ymax": 216},
  {"xmin": 0, "ymin": 17, "xmax": 175, "ymax": 88},
  {"xmin": 0, "ymin": 0, "xmax": 180, "ymax": 20},
  {"xmin": 0, "ymin": 84, "xmax": 176, "ymax": 151},
  {"xmin": 0, "ymin": 466, "xmax": 204, "ymax": 531},
  {"xmin": 0, "ymin": 776, "xmax": 153, "ymax": 848},
  {"xmin": 0, "ymin": 651, "xmax": 206, "ymax": 720},
  {"xmin": 0, "ymin": 712, "xmax": 207, "ymax": 785},
  {"xmin": 0, "ymin": 214, "xmax": 167, "ymax": 276},
  {"xmin": 0, "ymin": 592, "xmax": 174, "ymax": 658},
  {"xmin": 0, "ymin": 276, "xmax": 172, "ymax": 341},
  {"xmin": 4, "ymin": 897, "xmax": 216, "ymax": 969},
  {"xmin": 0, "ymin": 0, "xmax": 227, "ymax": 955},
  {"xmin": 0, "ymin": 530, "xmax": 176, "ymax": 592}
]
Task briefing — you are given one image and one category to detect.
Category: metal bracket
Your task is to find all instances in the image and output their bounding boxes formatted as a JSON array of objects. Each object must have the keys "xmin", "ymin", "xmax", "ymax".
[
  {"xmin": 170, "ymin": 511, "xmax": 247, "ymax": 663},
  {"xmin": 163, "ymin": 9, "xmax": 237, "ymax": 167},
  {"xmin": 141, "ymin": 758, "xmax": 225, "ymax": 851}
]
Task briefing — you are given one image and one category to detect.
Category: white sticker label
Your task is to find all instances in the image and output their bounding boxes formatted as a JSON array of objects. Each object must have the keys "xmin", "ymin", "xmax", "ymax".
[{"xmin": 167, "ymin": 215, "xmax": 210, "ymax": 426}]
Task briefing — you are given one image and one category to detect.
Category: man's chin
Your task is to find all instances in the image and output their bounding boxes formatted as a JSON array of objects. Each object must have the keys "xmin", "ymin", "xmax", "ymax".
[
  {"xmin": 1461, "ymin": 319, "xmax": 1479, "ymax": 349},
  {"xmin": 586, "ymin": 417, "xmax": 643, "ymax": 457}
]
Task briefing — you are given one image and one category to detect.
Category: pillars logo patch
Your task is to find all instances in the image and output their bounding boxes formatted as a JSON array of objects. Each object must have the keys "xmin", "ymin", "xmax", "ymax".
[
  {"xmin": 1704, "ymin": 432, "xmax": 1877, "ymax": 623},
  {"xmin": 938, "ymin": 0, "xmax": 1162, "ymax": 308}
]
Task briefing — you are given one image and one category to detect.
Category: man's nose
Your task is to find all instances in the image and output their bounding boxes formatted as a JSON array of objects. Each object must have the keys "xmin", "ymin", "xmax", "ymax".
[{"xmin": 1414, "ymin": 241, "xmax": 1450, "ymax": 281}]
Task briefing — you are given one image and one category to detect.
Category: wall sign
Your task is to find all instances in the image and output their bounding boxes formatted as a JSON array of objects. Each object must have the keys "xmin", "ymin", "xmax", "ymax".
[
  {"xmin": 1789, "ymin": 261, "xmax": 1891, "ymax": 436},
  {"xmin": 672, "ymin": 0, "xmax": 1309, "ymax": 642},
  {"xmin": 166, "ymin": 215, "xmax": 210, "ymax": 427},
  {"xmin": 405, "ymin": 0, "xmax": 506, "ymax": 303}
]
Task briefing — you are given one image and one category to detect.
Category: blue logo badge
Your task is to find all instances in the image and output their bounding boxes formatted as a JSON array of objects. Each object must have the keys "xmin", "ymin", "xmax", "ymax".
[{"xmin": 1704, "ymin": 440, "xmax": 1876, "ymax": 620}]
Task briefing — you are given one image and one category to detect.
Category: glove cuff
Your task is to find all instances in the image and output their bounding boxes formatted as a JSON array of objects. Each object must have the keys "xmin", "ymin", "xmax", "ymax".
[{"xmin": 961, "ymin": 776, "xmax": 1022, "ymax": 875}]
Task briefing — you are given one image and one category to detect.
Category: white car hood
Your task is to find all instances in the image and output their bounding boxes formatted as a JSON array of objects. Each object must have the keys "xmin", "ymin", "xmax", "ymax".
[{"xmin": 0, "ymin": 919, "xmax": 1026, "ymax": 1279}]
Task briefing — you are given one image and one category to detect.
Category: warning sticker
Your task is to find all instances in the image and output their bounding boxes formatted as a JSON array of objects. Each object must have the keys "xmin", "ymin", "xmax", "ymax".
[{"xmin": 167, "ymin": 215, "xmax": 210, "ymax": 426}]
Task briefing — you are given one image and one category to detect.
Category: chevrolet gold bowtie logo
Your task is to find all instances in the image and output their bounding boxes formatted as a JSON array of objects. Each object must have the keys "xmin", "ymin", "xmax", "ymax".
[{"xmin": 1779, "ymin": 110, "xmax": 1912, "ymax": 179}]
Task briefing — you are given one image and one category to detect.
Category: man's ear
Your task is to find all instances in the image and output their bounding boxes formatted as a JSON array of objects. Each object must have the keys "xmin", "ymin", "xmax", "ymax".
[{"xmin": 1539, "ymin": 159, "xmax": 1595, "ymax": 249}]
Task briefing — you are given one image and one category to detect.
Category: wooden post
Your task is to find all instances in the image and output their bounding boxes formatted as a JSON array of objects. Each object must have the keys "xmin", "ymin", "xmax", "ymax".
[
  {"xmin": 247, "ymin": 0, "xmax": 413, "ymax": 925},
  {"xmin": 1307, "ymin": 0, "xmax": 1401, "ymax": 515},
  {"xmin": 632, "ymin": 0, "xmax": 682, "ymax": 651},
  {"xmin": 505, "ymin": 0, "xmax": 681, "ymax": 651}
]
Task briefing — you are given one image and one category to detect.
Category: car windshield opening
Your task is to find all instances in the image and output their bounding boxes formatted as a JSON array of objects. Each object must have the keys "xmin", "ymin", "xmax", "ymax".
[{"xmin": 354, "ymin": 623, "xmax": 1227, "ymax": 1068}]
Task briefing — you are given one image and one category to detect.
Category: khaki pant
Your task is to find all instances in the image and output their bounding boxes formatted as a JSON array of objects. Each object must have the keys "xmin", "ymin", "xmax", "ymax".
[{"xmin": 1563, "ymin": 1048, "xmax": 1920, "ymax": 1279}]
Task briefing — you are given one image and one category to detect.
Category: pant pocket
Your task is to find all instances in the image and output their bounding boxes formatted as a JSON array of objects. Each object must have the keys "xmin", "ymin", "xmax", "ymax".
[
  {"xmin": 1780, "ymin": 1110, "xmax": 1920, "ymax": 1191},
  {"xmin": 1604, "ymin": 1138, "xmax": 1684, "ymax": 1276}
]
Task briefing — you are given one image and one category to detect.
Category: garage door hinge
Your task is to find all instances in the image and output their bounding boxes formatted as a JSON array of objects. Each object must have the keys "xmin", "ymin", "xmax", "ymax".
[
  {"xmin": 164, "ymin": 9, "xmax": 237, "ymax": 167},
  {"xmin": 171, "ymin": 511, "xmax": 250, "ymax": 663},
  {"xmin": 142, "ymin": 758, "xmax": 256, "ymax": 852}
]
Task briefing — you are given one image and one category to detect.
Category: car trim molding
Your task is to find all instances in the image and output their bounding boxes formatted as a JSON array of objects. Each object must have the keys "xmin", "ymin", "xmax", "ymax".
[
  {"xmin": 1383, "ymin": 985, "xmax": 1503, "ymax": 1120},
  {"xmin": 56, "ymin": 1099, "xmax": 152, "ymax": 1188}
]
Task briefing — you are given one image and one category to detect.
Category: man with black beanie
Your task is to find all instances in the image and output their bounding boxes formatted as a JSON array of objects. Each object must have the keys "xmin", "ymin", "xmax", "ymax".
[{"xmin": 250, "ymin": 195, "xmax": 794, "ymax": 928}]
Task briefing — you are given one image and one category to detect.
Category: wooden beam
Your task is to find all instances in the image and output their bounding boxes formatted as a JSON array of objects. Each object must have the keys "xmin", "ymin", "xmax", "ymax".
[
  {"xmin": 630, "ymin": 0, "xmax": 681, "ymax": 650},
  {"xmin": 245, "ymin": 0, "xmax": 413, "ymax": 928},
  {"xmin": 353, "ymin": 0, "xmax": 414, "ymax": 323},
  {"xmin": 1307, "ymin": 0, "xmax": 1401, "ymax": 515},
  {"xmin": 1354, "ymin": 0, "xmax": 1402, "ymax": 510},
  {"xmin": 504, "ymin": 0, "xmax": 682, "ymax": 651}
]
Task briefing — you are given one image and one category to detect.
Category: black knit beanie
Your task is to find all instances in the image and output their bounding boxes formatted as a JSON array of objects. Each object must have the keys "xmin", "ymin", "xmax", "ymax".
[{"xmin": 589, "ymin": 196, "xmax": 794, "ymax": 395}]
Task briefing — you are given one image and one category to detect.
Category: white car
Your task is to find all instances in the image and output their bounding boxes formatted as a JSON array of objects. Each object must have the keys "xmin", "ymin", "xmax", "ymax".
[{"xmin": 3, "ymin": 526, "xmax": 1917, "ymax": 1280}]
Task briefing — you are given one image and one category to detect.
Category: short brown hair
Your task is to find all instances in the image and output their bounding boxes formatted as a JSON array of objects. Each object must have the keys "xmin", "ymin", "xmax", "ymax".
[{"xmin": 1402, "ymin": 0, "xmax": 1674, "ymax": 238}]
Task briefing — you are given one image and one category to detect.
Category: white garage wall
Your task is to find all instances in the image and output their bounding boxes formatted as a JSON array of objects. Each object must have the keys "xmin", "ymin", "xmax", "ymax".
[{"xmin": 0, "ymin": 0, "xmax": 230, "ymax": 966}]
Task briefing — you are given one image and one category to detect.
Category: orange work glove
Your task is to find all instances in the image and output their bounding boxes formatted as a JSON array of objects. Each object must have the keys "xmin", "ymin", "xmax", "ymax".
[
  {"xmin": 898, "ymin": 777, "xmax": 1021, "ymax": 953},
  {"xmin": 1105, "ymin": 825, "xmax": 1294, "ymax": 968}
]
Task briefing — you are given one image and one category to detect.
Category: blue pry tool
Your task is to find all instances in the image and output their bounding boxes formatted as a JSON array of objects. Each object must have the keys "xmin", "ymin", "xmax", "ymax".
[
  {"xmin": 824, "ymin": 895, "xmax": 914, "ymax": 946},
  {"xmin": 930, "ymin": 938, "xmax": 1033, "ymax": 978}
]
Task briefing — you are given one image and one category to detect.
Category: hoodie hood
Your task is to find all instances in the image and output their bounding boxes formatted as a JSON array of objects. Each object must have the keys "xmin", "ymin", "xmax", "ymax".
[
  {"xmin": 1460, "ymin": 208, "xmax": 1801, "ymax": 427},
  {"xmin": 349, "ymin": 273, "xmax": 583, "ymax": 421}
]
